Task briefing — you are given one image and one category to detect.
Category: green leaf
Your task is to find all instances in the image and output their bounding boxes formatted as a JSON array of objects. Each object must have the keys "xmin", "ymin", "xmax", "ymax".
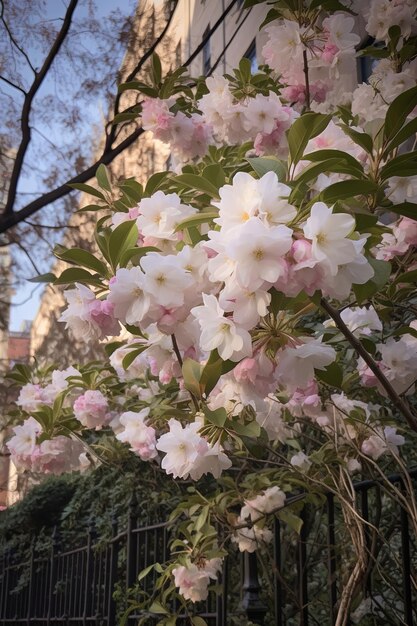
[
  {"xmin": 387, "ymin": 201, "xmax": 417, "ymax": 220},
  {"xmin": 105, "ymin": 341, "xmax": 125, "ymax": 356},
  {"xmin": 138, "ymin": 563, "xmax": 156, "ymax": 582},
  {"xmin": 318, "ymin": 179, "xmax": 378, "ymax": 204},
  {"xmin": 295, "ymin": 158, "xmax": 349, "ymax": 186},
  {"xmin": 182, "ymin": 358, "xmax": 203, "ymax": 398},
  {"xmin": 108, "ymin": 220, "xmax": 138, "ymax": 269},
  {"xmin": 203, "ymin": 406, "xmax": 227, "ymax": 427},
  {"xmin": 385, "ymin": 117, "xmax": 417, "ymax": 155},
  {"xmin": 174, "ymin": 211, "xmax": 218, "ymax": 232},
  {"xmin": 278, "ymin": 508, "xmax": 303, "ymax": 534},
  {"xmin": 96, "ymin": 164, "xmax": 111, "ymax": 191},
  {"xmin": 226, "ymin": 419, "xmax": 261, "ymax": 438},
  {"xmin": 175, "ymin": 174, "xmax": 220, "ymax": 198},
  {"xmin": 287, "ymin": 113, "xmax": 332, "ymax": 165},
  {"xmin": 53, "ymin": 247, "xmax": 108, "ymax": 276},
  {"xmin": 76, "ymin": 203, "xmax": 106, "ymax": 213},
  {"xmin": 149, "ymin": 601, "xmax": 169, "ymax": 615},
  {"xmin": 353, "ymin": 258, "xmax": 392, "ymax": 304},
  {"xmin": 151, "ymin": 53, "xmax": 162, "ymax": 85},
  {"xmin": 6, "ymin": 363, "xmax": 32, "ymax": 384},
  {"xmin": 191, "ymin": 618, "xmax": 208, "ymax": 626},
  {"xmin": 303, "ymin": 149, "xmax": 364, "ymax": 174},
  {"xmin": 118, "ymin": 179, "xmax": 143, "ymax": 203},
  {"xmin": 54, "ymin": 268, "xmax": 102, "ymax": 286},
  {"xmin": 122, "ymin": 345, "xmax": 148, "ymax": 370},
  {"xmin": 246, "ymin": 156, "xmax": 286, "ymax": 180},
  {"xmin": 393, "ymin": 269, "xmax": 417, "ymax": 285},
  {"xmin": 340, "ymin": 126, "xmax": 373, "ymax": 154},
  {"xmin": 118, "ymin": 80, "xmax": 157, "ymax": 95},
  {"xmin": 28, "ymin": 272, "xmax": 56, "ymax": 283},
  {"xmin": 310, "ymin": 0, "xmax": 355, "ymax": 11},
  {"xmin": 112, "ymin": 111, "xmax": 140, "ymax": 125},
  {"xmin": 316, "ymin": 362, "xmax": 343, "ymax": 388},
  {"xmin": 384, "ymin": 86, "xmax": 417, "ymax": 142},
  {"xmin": 200, "ymin": 350, "xmax": 235, "ymax": 396},
  {"xmin": 202, "ymin": 163, "xmax": 225, "ymax": 188},
  {"xmin": 380, "ymin": 152, "xmax": 417, "ymax": 180},
  {"xmin": 68, "ymin": 182, "xmax": 106, "ymax": 200},
  {"xmin": 119, "ymin": 246, "xmax": 159, "ymax": 267},
  {"xmin": 145, "ymin": 171, "xmax": 170, "ymax": 195}
]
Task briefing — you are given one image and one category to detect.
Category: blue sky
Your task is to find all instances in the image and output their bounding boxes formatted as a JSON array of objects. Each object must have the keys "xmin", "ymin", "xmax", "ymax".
[{"xmin": 9, "ymin": 0, "xmax": 136, "ymax": 331}]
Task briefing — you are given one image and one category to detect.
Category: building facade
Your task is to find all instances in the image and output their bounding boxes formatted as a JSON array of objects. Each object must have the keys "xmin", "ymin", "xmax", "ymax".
[{"xmin": 29, "ymin": 0, "xmax": 363, "ymax": 361}]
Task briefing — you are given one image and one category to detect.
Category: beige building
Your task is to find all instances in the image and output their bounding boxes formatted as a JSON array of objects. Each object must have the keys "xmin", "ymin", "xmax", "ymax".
[
  {"xmin": 29, "ymin": 0, "xmax": 271, "ymax": 361},
  {"xmin": 30, "ymin": 0, "xmax": 362, "ymax": 361}
]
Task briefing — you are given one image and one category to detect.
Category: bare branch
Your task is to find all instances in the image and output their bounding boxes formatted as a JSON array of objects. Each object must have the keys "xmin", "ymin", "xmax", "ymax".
[
  {"xmin": 0, "ymin": 0, "xmax": 241, "ymax": 234},
  {"xmin": 0, "ymin": 73, "xmax": 26, "ymax": 94},
  {"xmin": 0, "ymin": 0, "xmax": 37, "ymax": 73},
  {"xmin": 3, "ymin": 0, "xmax": 79, "ymax": 217},
  {"xmin": 320, "ymin": 297, "xmax": 417, "ymax": 433}
]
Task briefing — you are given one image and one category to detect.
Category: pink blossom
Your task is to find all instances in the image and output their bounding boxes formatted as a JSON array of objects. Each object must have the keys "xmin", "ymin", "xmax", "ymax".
[
  {"xmin": 321, "ymin": 41, "xmax": 340, "ymax": 64},
  {"xmin": 116, "ymin": 410, "xmax": 158, "ymax": 461},
  {"xmin": 141, "ymin": 97, "xmax": 174, "ymax": 141},
  {"xmin": 173, "ymin": 558, "xmax": 222, "ymax": 602},
  {"xmin": 88, "ymin": 300, "xmax": 120, "ymax": 337},
  {"xmin": 395, "ymin": 217, "xmax": 417, "ymax": 246},
  {"xmin": 233, "ymin": 358, "xmax": 259, "ymax": 385},
  {"xmin": 73, "ymin": 390, "xmax": 111, "ymax": 430}
]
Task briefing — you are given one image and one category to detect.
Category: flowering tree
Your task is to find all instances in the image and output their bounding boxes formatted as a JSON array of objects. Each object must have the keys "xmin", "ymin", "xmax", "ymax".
[{"xmin": 5, "ymin": 0, "xmax": 417, "ymax": 624}]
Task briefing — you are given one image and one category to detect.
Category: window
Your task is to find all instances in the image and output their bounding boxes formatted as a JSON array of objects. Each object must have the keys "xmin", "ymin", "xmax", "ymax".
[
  {"xmin": 357, "ymin": 37, "xmax": 381, "ymax": 83},
  {"xmin": 202, "ymin": 25, "xmax": 211, "ymax": 75},
  {"xmin": 244, "ymin": 39, "xmax": 258, "ymax": 74}
]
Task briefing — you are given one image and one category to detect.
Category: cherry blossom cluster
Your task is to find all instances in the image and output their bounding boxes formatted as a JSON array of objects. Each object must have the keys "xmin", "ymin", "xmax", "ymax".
[
  {"xmin": 7, "ymin": 417, "xmax": 87, "ymax": 475},
  {"xmin": 142, "ymin": 82, "xmax": 298, "ymax": 164},
  {"xmin": 6, "ymin": 1, "xmax": 417, "ymax": 616},
  {"xmin": 172, "ymin": 558, "xmax": 223, "ymax": 603},
  {"xmin": 262, "ymin": 13, "xmax": 360, "ymax": 108}
]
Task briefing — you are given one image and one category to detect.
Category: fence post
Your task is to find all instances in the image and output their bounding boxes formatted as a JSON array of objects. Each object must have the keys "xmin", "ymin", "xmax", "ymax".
[
  {"xmin": 241, "ymin": 551, "xmax": 267, "ymax": 625},
  {"xmin": 327, "ymin": 494, "xmax": 337, "ymax": 625},
  {"xmin": 126, "ymin": 491, "xmax": 138, "ymax": 590},
  {"xmin": 107, "ymin": 514, "xmax": 118, "ymax": 626},
  {"xmin": 297, "ymin": 511, "xmax": 309, "ymax": 626},
  {"xmin": 47, "ymin": 526, "xmax": 60, "ymax": 626},
  {"xmin": 83, "ymin": 522, "xmax": 95, "ymax": 626},
  {"xmin": 26, "ymin": 539, "xmax": 35, "ymax": 626}
]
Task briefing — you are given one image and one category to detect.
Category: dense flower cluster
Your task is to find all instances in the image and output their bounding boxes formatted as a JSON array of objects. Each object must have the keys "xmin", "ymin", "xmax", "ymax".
[{"xmin": 6, "ymin": 0, "xmax": 417, "ymax": 619}]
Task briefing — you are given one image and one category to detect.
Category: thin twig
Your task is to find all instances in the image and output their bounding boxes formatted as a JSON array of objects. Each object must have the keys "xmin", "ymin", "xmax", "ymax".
[
  {"xmin": 0, "ymin": 0, "xmax": 37, "ymax": 73},
  {"xmin": 320, "ymin": 297, "xmax": 417, "ymax": 433},
  {"xmin": 171, "ymin": 333, "xmax": 200, "ymax": 412},
  {"xmin": 3, "ymin": 0, "xmax": 79, "ymax": 217},
  {"xmin": 302, "ymin": 48, "xmax": 311, "ymax": 110}
]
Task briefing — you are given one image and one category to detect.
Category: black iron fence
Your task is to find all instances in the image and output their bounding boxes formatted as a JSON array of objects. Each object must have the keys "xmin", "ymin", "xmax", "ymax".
[{"xmin": 1, "ymin": 469, "xmax": 417, "ymax": 626}]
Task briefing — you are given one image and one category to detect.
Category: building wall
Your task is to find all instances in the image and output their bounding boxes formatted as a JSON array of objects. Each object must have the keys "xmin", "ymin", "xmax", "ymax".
[
  {"xmin": 29, "ymin": 0, "xmax": 270, "ymax": 362},
  {"xmin": 7, "ymin": 334, "xmax": 31, "ymax": 364},
  {"xmin": 29, "ymin": 0, "xmax": 361, "ymax": 361}
]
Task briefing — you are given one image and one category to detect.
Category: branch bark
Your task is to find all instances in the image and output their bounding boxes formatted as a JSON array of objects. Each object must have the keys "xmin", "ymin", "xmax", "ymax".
[
  {"xmin": 0, "ymin": 126, "xmax": 144, "ymax": 234},
  {"xmin": 320, "ymin": 297, "xmax": 417, "ymax": 433},
  {"xmin": 3, "ymin": 0, "xmax": 79, "ymax": 217},
  {"xmin": 0, "ymin": 0, "xmax": 240, "ymax": 234}
]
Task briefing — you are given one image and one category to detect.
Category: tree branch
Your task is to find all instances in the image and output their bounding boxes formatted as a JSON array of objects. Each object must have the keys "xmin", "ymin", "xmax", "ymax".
[
  {"xmin": 320, "ymin": 298, "xmax": 417, "ymax": 433},
  {"xmin": 0, "ymin": 0, "xmax": 241, "ymax": 233},
  {"xmin": 106, "ymin": 0, "xmax": 178, "ymax": 147},
  {"xmin": 0, "ymin": 74, "xmax": 26, "ymax": 95},
  {"xmin": 3, "ymin": 0, "xmax": 79, "ymax": 217},
  {"xmin": 0, "ymin": 0, "xmax": 37, "ymax": 73},
  {"xmin": 0, "ymin": 125, "xmax": 144, "ymax": 234},
  {"xmin": 302, "ymin": 48, "xmax": 311, "ymax": 110}
]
